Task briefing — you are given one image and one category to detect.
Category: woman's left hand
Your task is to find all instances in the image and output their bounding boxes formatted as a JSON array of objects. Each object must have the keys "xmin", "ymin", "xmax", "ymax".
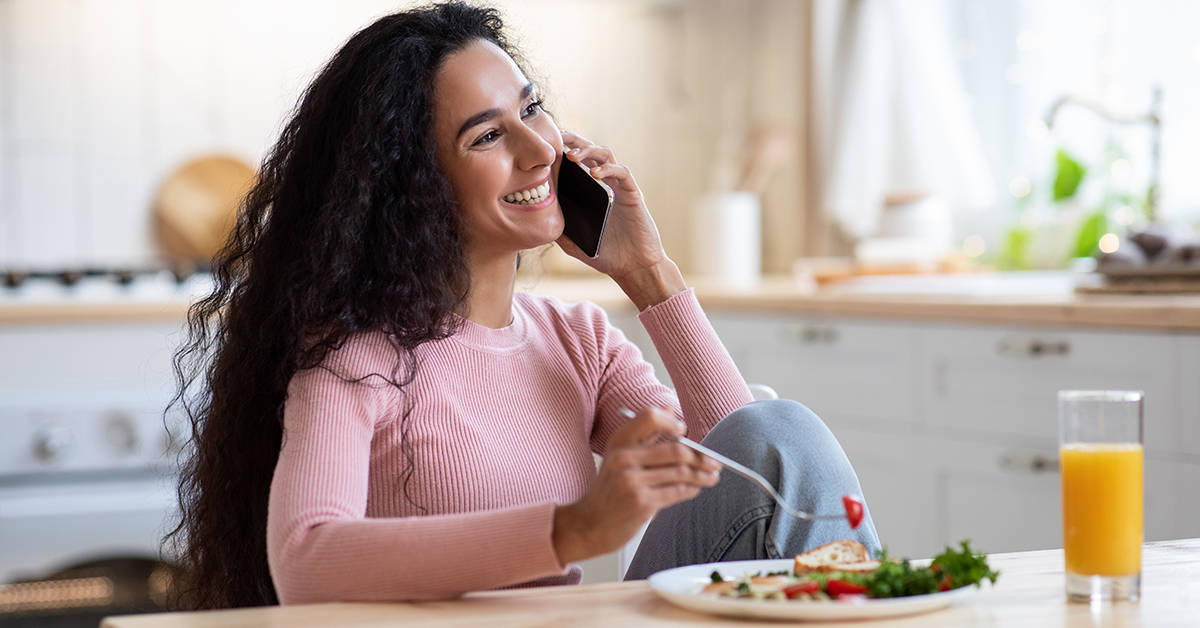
[{"xmin": 557, "ymin": 131, "xmax": 672, "ymax": 282}]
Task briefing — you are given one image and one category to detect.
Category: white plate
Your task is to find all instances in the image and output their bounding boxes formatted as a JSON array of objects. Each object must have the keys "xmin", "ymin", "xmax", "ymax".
[{"xmin": 647, "ymin": 559, "xmax": 980, "ymax": 621}]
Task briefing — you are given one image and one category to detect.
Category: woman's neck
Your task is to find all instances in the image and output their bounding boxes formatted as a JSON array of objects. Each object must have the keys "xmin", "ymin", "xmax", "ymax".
[{"xmin": 462, "ymin": 250, "xmax": 518, "ymax": 329}]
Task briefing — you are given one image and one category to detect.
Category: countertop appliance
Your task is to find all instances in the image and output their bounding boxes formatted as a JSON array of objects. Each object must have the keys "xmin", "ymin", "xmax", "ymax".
[{"xmin": 0, "ymin": 268, "xmax": 212, "ymax": 626}]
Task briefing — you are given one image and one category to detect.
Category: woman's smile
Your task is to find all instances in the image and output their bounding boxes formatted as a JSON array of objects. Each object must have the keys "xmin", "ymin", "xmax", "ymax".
[{"xmin": 500, "ymin": 175, "xmax": 556, "ymax": 210}]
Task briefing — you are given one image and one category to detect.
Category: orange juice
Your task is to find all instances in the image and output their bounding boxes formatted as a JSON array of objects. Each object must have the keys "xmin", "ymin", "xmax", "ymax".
[{"xmin": 1060, "ymin": 443, "xmax": 1143, "ymax": 576}]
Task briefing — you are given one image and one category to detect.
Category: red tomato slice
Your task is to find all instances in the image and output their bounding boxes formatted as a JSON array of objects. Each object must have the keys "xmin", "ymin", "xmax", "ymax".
[
  {"xmin": 842, "ymin": 495, "xmax": 865, "ymax": 529},
  {"xmin": 782, "ymin": 580, "xmax": 820, "ymax": 598},
  {"xmin": 826, "ymin": 578, "xmax": 868, "ymax": 596}
]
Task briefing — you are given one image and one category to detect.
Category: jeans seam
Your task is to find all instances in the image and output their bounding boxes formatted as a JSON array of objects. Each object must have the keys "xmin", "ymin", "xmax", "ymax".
[
  {"xmin": 706, "ymin": 504, "xmax": 774, "ymax": 563},
  {"xmin": 764, "ymin": 533, "xmax": 785, "ymax": 560}
]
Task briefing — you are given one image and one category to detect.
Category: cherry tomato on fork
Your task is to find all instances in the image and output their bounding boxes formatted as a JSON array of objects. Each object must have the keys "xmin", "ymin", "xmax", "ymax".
[{"xmin": 842, "ymin": 495, "xmax": 864, "ymax": 529}]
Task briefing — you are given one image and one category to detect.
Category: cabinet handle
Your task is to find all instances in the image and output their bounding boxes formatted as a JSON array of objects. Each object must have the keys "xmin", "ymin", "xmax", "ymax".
[
  {"xmin": 996, "ymin": 338, "xmax": 1070, "ymax": 358},
  {"xmin": 783, "ymin": 325, "xmax": 839, "ymax": 344},
  {"xmin": 932, "ymin": 359, "xmax": 948, "ymax": 396},
  {"xmin": 998, "ymin": 452, "xmax": 1060, "ymax": 473}
]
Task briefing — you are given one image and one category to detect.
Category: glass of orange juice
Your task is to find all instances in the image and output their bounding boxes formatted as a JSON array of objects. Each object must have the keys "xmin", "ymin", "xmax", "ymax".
[{"xmin": 1058, "ymin": 390, "xmax": 1143, "ymax": 602}]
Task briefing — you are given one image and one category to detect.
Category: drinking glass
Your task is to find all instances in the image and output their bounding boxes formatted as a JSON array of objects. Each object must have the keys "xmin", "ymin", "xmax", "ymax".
[{"xmin": 1058, "ymin": 390, "xmax": 1143, "ymax": 602}]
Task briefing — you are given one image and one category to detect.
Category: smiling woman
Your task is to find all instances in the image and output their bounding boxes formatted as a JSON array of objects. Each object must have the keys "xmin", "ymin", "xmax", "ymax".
[{"xmin": 164, "ymin": 1, "xmax": 878, "ymax": 611}]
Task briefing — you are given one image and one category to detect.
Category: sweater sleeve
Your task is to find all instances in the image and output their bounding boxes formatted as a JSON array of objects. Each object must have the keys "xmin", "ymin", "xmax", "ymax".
[
  {"xmin": 266, "ymin": 359, "xmax": 568, "ymax": 604},
  {"xmin": 590, "ymin": 288, "xmax": 753, "ymax": 451}
]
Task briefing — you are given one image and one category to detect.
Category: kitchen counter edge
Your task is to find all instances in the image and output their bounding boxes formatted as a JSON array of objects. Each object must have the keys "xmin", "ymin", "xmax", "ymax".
[{"xmin": 3, "ymin": 277, "xmax": 1199, "ymax": 331}]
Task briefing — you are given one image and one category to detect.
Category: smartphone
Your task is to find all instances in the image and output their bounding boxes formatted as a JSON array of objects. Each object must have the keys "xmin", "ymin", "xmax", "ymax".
[{"xmin": 556, "ymin": 154, "xmax": 614, "ymax": 258}]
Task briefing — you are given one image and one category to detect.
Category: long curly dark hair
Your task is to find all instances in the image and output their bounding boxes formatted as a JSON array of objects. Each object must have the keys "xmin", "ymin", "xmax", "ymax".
[{"xmin": 163, "ymin": 2, "xmax": 527, "ymax": 610}]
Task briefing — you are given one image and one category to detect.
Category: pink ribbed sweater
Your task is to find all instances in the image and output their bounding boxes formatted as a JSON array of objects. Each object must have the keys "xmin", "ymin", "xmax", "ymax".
[{"xmin": 266, "ymin": 289, "xmax": 752, "ymax": 603}]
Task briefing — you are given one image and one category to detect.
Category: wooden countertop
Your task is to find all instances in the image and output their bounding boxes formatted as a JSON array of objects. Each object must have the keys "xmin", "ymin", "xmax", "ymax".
[
  {"xmin": 102, "ymin": 538, "xmax": 1200, "ymax": 627},
  {"xmin": 4, "ymin": 274, "xmax": 1199, "ymax": 330},
  {"xmin": 527, "ymin": 275, "xmax": 1200, "ymax": 332}
]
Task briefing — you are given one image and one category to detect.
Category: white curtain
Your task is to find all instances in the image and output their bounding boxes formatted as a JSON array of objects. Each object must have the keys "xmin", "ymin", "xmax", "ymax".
[{"xmin": 813, "ymin": 0, "xmax": 995, "ymax": 238}]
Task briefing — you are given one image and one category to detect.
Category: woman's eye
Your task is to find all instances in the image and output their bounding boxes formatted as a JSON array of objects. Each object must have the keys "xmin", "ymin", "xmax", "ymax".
[
  {"xmin": 523, "ymin": 99, "xmax": 543, "ymax": 118},
  {"xmin": 473, "ymin": 130, "xmax": 500, "ymax": 146}
]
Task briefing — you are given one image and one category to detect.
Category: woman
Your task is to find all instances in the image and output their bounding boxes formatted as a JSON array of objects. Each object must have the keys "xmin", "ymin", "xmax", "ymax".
[{"xmin": 166, "ymin": 1, "xmax": 878, "ymax": 609}]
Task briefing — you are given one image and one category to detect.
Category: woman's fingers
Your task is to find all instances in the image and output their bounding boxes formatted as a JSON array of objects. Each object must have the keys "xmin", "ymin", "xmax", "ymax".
[
  {"xmin": 555, "ymin": 233, "xmax": 587, "ymax": 258},
  {"xmin": 636, "ymin": 440, "xmax": 722, "ymax": 473},
  {"xmin": 607, "ymin": 407, "xmax": 684, "ymax": 450},
  {"xmin": 560, "ymin": 129, "xmax": 592, "ymax": 150},
  {"xmin": 637, "ymin": 464, "xmax": 721, "ymax": 489},
  {"xmin": 638, "ymin": 483, "xmax": 703, "ymax": 512},
  {"xmin": 561, "ymin": 132, "xmax": 618, "ymax": 170},
  {"xmin": 586, "ymin": 162, "xmax": 640, "ymax": 194},
  {"xmin": 567, "ymin": 143, "xmax": 616, "ymax": 168},
  {"xmin": 654, "ymin": 483, "xmax": 704, "ymax": 504}
]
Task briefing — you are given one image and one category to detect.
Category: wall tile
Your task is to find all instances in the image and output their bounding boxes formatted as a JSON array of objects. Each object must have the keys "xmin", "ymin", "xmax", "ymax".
[
  {"xmin": 0, "ymin": 0, "xmax": 11, "ymax": 265},
  {"xmin": 14, "ymin": 148, "xmax": 81, "ymax": 267},
  {"xmin": 10, "ymin": 0, "xmax": 80, "ymax": 147},
  {"xmin": 8, "ymin": 0, "xmax": 84, "ymax": 267},
  {"xmin": 77, "ymin": 0, "xmax": 153, "ymax": 265},
  {"xmin": 145, "ymin": 0, "xmax": 223, "ymax": 185}
]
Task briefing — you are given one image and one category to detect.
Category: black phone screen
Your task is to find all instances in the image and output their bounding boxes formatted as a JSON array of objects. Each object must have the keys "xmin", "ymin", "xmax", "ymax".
[{"xmin": 556, "ymin": 155, "xmax": 613, "ymax": 258}]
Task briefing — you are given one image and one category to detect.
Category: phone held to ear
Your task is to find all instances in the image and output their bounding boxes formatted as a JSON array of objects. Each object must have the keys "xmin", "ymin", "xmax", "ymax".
[{"xmin": 556, "ymin": 153, "xmax": 614, "ymax": 258}]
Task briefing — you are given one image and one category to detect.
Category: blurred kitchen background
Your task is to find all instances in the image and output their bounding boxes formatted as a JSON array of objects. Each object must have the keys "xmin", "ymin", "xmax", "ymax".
[{"xmin": 2, "ymin": 0, "xmax": 1198, "ymax": 625}]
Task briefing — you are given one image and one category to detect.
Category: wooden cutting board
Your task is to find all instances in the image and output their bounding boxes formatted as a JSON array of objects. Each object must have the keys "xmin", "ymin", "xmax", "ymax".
[{"xmin": 153, "ymin": 155, "xmax": 256, "ymax": 265}]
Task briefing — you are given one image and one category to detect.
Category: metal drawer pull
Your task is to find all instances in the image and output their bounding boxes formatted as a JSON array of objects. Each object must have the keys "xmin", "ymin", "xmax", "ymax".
[
  {"xmin": 998, "ymin": 452, "xmax": 1060, "ymax": 473},
  {"xmin": 996, "ymin": 338, "xmax": 1071, "ymax": 358},
  {"xmin": 784, "ymin": 325, "xmax": 839, "ymax": 344}
]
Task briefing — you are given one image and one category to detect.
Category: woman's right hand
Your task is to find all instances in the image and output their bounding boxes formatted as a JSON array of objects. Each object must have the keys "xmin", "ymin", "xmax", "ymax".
[{"xmin": 552, "ymin": 408, "xmax": 722, "ymax": 564}]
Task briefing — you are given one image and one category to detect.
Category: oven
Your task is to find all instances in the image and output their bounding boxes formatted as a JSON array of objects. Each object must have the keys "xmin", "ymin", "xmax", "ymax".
[{"xmin": 0, "ymin": 269, "xmax": 209, "ymax": 626}]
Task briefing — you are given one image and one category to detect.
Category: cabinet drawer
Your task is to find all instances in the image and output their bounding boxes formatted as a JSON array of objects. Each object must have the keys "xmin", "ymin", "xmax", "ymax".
[
  {"xmin": 918, "ymin": 326, "xmax": 1181, "ymax": 453},
  {"xmin": 1180, "ymin": 337, "xmax": 1200, "ymax": 457},
  {"xmin": 710, "ymin": 314, "xmax": 916, "ymax": 424}
]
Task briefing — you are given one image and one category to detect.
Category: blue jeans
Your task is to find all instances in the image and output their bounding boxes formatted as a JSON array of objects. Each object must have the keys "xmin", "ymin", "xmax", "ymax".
[{"xmin": 624, "ymin": 400, "xmax": 881, "ymax": 580}]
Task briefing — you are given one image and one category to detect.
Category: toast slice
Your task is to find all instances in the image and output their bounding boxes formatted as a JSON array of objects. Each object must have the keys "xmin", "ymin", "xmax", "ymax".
[
  {"xmin": 823, "ymin": 559, "xmax": 881, "ymax": 573},
  {"xmin": 793, "ymin": 540, "xmax": 871, "ymax": 574}
]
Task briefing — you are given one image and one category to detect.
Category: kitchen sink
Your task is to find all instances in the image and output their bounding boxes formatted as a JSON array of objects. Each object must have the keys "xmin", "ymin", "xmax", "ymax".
[{"xmin": 825, "ymin": 271, "xmax": 1076, "ymax": 297}]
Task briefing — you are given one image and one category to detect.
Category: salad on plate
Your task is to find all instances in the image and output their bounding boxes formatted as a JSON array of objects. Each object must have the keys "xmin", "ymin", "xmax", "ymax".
[{"xmin": 700, "ymin": 539, "xmax": 998, "ymax": 602}]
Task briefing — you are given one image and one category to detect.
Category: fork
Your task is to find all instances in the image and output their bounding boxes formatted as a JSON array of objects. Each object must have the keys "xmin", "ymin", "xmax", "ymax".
[{"xmin": 617, "ymin": 408, "xmax": 859, "ymax": 524}]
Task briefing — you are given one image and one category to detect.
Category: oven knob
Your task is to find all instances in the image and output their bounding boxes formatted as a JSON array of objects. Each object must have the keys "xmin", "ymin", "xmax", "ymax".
[
  {"xmin": 32, "ymin": 426, "xmax": 72, "ymax": 462},
  {"xmin": 104, "ymin": 411, "xmax": 140, "ymax": 454}
]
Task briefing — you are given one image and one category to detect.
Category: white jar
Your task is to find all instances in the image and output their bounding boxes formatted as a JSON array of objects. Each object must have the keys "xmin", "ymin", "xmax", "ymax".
[{"xmin": 690, "ymin": 191, "xmax": 761, "ymax": 286}]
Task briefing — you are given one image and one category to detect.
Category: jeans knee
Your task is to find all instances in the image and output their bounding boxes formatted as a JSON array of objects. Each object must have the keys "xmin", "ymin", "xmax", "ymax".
[
  {"xmin": 718, "ymin": 399, "xmax": 824, "ymax": 435},
  {"xmin": 705, "ymin": 399, "xmax": 836, "ymax": 459}
]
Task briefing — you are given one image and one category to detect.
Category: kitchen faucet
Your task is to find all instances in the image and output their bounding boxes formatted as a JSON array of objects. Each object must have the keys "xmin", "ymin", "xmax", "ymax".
[{"xmin": 1043, "ymin": 86, "xmax": 1162, "ymax": 222}]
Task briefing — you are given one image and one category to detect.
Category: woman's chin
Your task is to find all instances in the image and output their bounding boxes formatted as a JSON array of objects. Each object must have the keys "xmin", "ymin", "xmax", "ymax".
[{"xmin": 527, "ymin": 213, "xmax": 565, "ymax": 248}]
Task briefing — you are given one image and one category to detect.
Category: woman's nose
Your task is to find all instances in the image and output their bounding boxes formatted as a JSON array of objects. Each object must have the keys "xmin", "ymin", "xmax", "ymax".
[{"xmin": 514, "ymin": 125, "xmax": 556, "ymax": 171}]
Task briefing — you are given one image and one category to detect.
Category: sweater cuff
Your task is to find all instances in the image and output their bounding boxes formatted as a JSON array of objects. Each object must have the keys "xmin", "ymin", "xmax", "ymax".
[
  {"xmin": 636, "ymin": 287, "xmax": 703, "ymax": 345},
  {"xmin": 486, "ymin": 500, "xmax": 571, "ymax": 580}
]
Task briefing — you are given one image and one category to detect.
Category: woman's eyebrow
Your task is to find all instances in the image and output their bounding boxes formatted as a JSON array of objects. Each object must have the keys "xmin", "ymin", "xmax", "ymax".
[{"xmin": 455, "ymin": 83, "xmax": 535, "ymax": 141}]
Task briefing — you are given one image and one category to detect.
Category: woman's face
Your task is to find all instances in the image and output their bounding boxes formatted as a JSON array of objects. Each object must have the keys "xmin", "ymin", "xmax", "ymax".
[{"xmin": 432, "ymin": 39, "xmax": 564, "ymax": 258}]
